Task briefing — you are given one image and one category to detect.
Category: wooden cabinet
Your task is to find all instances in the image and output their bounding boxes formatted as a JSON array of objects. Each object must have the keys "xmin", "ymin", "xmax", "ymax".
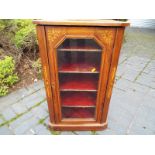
[{"xmin": 33, "ymin": 20, "xmax": 129, "ymax": 131}]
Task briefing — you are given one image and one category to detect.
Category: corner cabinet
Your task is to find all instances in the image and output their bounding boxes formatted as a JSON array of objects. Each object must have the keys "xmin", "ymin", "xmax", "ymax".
[{"xmin": 33, "ymin": 20, "xmax": 129, "ymax": 131}]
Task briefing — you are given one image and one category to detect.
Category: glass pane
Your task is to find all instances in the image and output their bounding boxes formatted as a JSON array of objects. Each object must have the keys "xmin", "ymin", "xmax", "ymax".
[
  {"xmin": 61, "ymin": 92, "xmax": 96, "ymax": 107},
  {"xmin": 57, "ymin": 39, "xmax": 102, "ymax": 119},
  {"xmin": 62, "ymin": 107, "xmax": 95, "ymax": 118},
  {"xmin": 59, "ymin": 74, "xmax": 98, "ymax": 91}
]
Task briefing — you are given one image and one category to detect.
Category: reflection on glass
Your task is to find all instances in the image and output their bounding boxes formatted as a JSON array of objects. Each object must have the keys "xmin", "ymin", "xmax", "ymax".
[{"xmin": 57, "ymin": 39, "xmax": 102, "ymax": 119}]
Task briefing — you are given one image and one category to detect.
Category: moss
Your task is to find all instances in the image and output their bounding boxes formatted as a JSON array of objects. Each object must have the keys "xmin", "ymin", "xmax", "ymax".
[
  {"xmin": 0, "ymin": 98, "xmax": 46, "ymax": 127},
  {"xmin": 91, "ymin": 131, "xmax": 97, "ymax": 135},
  {"xmin": 50, "ymin": 130, "xmax": 61, "ymax": 135},
  {"xmin": 38, "ymin": 116, "xmax": 47, "ymax": 124},
  {"xmin": 72, "ymin": 131, "xmax": 78, "ymax": 135}
]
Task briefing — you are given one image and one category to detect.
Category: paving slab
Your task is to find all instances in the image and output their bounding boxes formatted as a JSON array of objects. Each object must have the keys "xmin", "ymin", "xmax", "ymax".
[
  {"xmin": 60, "ymin": 131, "xmax": 75, "ymax": 135},
  {"xmin": 1, "ymin": 107, "xmax": 17, "ymax": 121},
  {"xmin": 9, "ymin": 111, "xmax": 34, "ymax": 129},
  {"xmin": 21, "ymin": 92, "xmax": 45, "ymax": 109},
  {"xmin": 33, "ymin": 124, "xmax": 51, "ymax": 135},
  {"xmin": 31, "ymin": 106, "xmax": 48, "ymax": 119},
  {"xmin": 0, "ymin": 118, "xmax": 4, "ymax": 124},
  {"xmin": 0, "ymin": 126, "xmax": 14, "ymax": 135},
  {"xmin": 11, "ymin": 102, "xmax": 27, "ymax": 115},
  {"xmin": 0, "ymin": 27, "xmax": 155, "ymax": 135},
  {"xmin": 74, "ymin": 131, "xmax": 92, "ymax": 135},
  {"xmin": 96, "ymin": 128, "xmax": 116, "ymax": 135},
  {"xmin": 13, "ymin": 117, "xmax": 39, "ymax": 135},
  {"xmin": 25, "ymin": 129, "xmax": 36, "ymax": 135}
]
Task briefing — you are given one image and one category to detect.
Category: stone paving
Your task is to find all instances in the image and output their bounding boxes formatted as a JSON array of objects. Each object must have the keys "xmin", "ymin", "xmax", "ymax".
[{"xmin": 0, "ymin": 27, "xmax": 155, "ymax": 135}]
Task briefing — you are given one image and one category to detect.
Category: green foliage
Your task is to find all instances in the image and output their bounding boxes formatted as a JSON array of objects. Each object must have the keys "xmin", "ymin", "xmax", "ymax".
[
  {"xmin": 0, "ymin": 86, "xmax": 9, "ymax": 97},
  {"xmin": 0, "ymin": 56, "xmax": 19, "ymax": 96},
  {"xmin": 0, "ymin": 20, "xmax": 6, "ymax": 31},
  {"xmin": 0, "ymin": 20, "xmax": 38, "ymax": 96},
  {"xmin": 13, "ymin": 19, "xmax": 36, "ymax": 48},
  {"xmin": 32, "ymin": 58, "xmax": 42, "ymax": 78},
  {"xmin": 0, "ymin": 19, "xmax": 15, "ymax": 32},
  {"xmin": 0, "ymin": 19, "xmax": 37, "ymax": 53}
]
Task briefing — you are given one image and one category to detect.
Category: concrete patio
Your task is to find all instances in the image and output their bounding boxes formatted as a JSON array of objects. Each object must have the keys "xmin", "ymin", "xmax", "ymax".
[{"xmin": 0, "ymin": 27, "xmax": 155, "ymax": 135}]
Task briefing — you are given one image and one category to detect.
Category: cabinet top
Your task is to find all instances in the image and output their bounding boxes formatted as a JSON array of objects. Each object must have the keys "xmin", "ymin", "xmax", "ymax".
[{"xmin": 33, "ymin": 19, "xmax": 130, "ymax": 27}]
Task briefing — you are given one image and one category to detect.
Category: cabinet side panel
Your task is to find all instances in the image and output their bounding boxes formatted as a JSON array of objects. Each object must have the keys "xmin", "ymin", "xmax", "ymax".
[
  {"xmin": 94, "ymin": 28, "xmax": 116, "ymax": 122},
  {"xmin": 36, "ymin": 25, "xmax": 55, "ymax": 123},
  {"xmin": 101, "ymin": 27, "xmax": 125, "ymax": 123}
]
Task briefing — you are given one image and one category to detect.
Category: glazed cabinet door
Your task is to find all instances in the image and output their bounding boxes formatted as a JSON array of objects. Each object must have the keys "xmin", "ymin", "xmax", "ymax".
[{"xmin": 45, "ymin": 26, "xmax": 116, "ymax": 124}]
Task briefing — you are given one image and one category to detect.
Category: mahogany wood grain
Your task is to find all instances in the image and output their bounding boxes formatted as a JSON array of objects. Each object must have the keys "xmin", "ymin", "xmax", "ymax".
[
  {"xmin": 34, "ymin": 20, "xmax": 129, "ymax": 131},
  {"xmin": 101, "ymin": 27, "xmax": 125, "ymax": 123},
  {"xmin": 36, "ymin": 26, "xmax": 55, "ymax": 123},
  {"xmin": 49, "ymin": 122, "xmax": 107, "ymax": 131}
]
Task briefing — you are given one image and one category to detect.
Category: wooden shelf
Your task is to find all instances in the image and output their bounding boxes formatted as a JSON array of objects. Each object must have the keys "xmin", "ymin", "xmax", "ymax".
[
  {"xmin": 59, "ymin": 74, "xmax": 98, "ymax": 91},
  {"xmin": 60, "ymin": 89, "xmax": 97, "ymax": 92},
  {"xmin": 58, "ymin": 62, "xmax": 100, "ymax": 73},
  {"xmin": 62, "ymin": 107, "xmax": 95, "ymax": 118},
  {"xmin": 62, "ymin": 105, "xmax": 95, "ymax": 108},
  {"xmin": 58, "ymin": 46, "xmax": 101, "ymax": 52},
  {"xmin": 61, "ymin": 92, "xmax": 96, "ymax": 107}
]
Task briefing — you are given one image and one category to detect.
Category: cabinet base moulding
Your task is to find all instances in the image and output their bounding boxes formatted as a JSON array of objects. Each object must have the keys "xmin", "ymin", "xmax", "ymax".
[{"xmin": 48, "ymin": 122, "xmax": 108, "ymax": 131}]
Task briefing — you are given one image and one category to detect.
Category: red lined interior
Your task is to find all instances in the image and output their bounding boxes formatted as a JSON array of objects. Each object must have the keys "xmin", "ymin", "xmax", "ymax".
[
  {"xmin": 57, "ymin": 39, "xmax": 102, "ymax": 119},
  {"xmin": 61, "ymin": 92, "xmax": 96, "ymax": 106},
  {"xmin": 58, "ymin": 46, "xmax": 101, "ymax": 52},
  {"xmin": 62, "ymin": 107, "xmax": 95, "ymax": 118},
  {"xmin": 59, "ymin": 62, "xmax": 100, "ymax": 73},
  {"xmin": 59, "ymin": 74, "xmax": 98, "ymax": 91}
]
